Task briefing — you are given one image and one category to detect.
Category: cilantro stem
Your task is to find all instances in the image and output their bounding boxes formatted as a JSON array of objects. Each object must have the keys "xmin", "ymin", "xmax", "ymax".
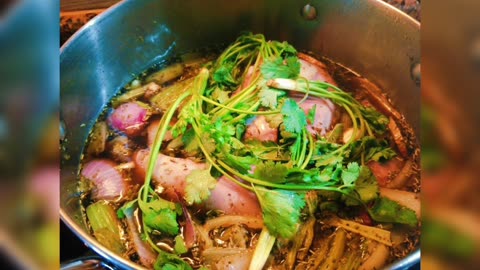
[
  {"xmin": 142, "ymin": 91, "xmax": 192, "ymax": 203},
  {"xmin": 300, "ymin": 131, "xmax": 315, "ymax": 169},
  {"xmin": 200, "ymin": 96, "xmax": 278, "ymax": 116}
]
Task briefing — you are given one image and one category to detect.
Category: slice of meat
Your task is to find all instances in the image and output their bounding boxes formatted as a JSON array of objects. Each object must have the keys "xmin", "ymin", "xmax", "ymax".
[
  {"xmin": 293, "ymin": 96, "xmax": 336, "ymax": 136},
  {"xmin": 134, "ymin": 151, "xmax": 261, "ymax": 217},
  {"xmin": 367, "ymin": 157, "xmax": 405, "ymax": 187},
  {"xmin": 298, "ymin": 52, "xmax": 337, "ymax": 85},
  {"xmin": 205, "ymin": 177, "xmax": 262, "ymax": 218},
  {"xmin": 293, "ymin": 53, "xmax": 338, "ymax": 136},
  {"xmin": 133, "ymin": 149, "xmax": 207, "ymax": 200},
  {"xmin": 244, "ymin": 116, "xmax": 278, "ymax": 142}
]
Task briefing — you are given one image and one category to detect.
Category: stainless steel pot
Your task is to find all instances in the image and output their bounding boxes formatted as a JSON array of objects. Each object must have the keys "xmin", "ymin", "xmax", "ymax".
[{"xmin": 60, "ymin": 0, "xmax": 420, "ymax": 269}]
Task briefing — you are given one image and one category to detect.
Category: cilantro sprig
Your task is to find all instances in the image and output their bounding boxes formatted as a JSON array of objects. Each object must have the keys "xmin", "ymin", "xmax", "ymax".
[{"xmin": 133, "ymin": 33, "xmax": 408, "ymax": 255}]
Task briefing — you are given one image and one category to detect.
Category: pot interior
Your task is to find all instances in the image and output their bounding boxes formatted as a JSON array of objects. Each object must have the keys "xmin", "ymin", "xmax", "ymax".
[{"xmin": 61, "ymin": 0, "xmax": 419, "ymax": 268}]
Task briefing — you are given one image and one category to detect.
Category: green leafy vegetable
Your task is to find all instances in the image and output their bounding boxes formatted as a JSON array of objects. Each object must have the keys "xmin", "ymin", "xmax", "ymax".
[
  {"xmin": 253, "ymin": 160, "xmax": 289, "ymax": 183},
  {"xmin": 360, "ymin": 107, "xmax": 389, "ymax": 134},
  {"xmin": 341, "ymin": 162, "xmax": 360, "ymax": 187},
  {"xmin": 261, "ymin": 56, "xmax": 301, "ymax": 80},
  {"xmin": 343, "ymin": 166, "xmax": 379, "ymax": 205},
  {"xmin": 184, "ymin": 168, "xmax": 217, "ymax": 205},
  {"xmin": 306, "ymin": 105, "xmax": 317, "ymax": 125},
  {"xmin": 255, "ymin": 188, "xmax": 306, "ymax": 239},
  {"xmin": 154, "ymin": 250, "xmax": 192, "ymax": 270},
  {"xmin": 213, "ymin": 62, "xmax": 237, "ymax": 86},
  {"xmin": 281, "ymin": 98, "xmax": 307, "ymax": 134},
  {"xmin": 259, "ymin": 87, "xmax": 285, "ymax": 109},
  {"xmin": 117, "ymin": 199, "xmax": 137, "ymax": 219},
  {"xmin": 174, "ymin": 235, "xmax": 188, "ymax": 254},
  {"xmin": 369, "ymin": 197, "xmax": 418, "ymax": 226},
  {"xmin": 144, "ymin": 208, "xmax": 180, "ymax": 235}
]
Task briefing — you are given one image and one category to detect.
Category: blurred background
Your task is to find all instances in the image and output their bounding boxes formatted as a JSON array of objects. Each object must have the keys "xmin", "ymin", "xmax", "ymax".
[{"xmin": 0, "ymin": 0, "xmax": 479, "ymax": 269}]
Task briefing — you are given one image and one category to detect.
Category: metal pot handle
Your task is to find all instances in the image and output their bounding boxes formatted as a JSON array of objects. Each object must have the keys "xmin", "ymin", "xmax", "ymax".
[{"xmin": 60, "ymin": 256, "xmax": 117, "ymax": 270}]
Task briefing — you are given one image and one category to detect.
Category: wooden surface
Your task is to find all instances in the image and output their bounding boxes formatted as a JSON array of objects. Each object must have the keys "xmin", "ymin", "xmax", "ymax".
[{"xmin": 60, "ymin": 0, "xmax": 120, "ymax": 11}]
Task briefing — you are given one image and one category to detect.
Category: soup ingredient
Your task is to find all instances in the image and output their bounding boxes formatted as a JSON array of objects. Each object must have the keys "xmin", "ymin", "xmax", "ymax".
[
  {"xmin": 107, "ymin": 101, "xmax": 151, "ymax": 137},
  {"xmin": 379, "ymin": 187, "xmax": 420, "ymax": 218},
  {"xmin": 86, "ymin": 121, "xmax": 108, "ymax": 155},
  {"xmin": 369, "ymin": 196, "xmax": 418, "ymax": 226},
  {"xmin": 86, "ymin": 201, "xmax": 125, "ymax": 255},
  {"xmin": 145, "ymin": 63, "xmax": 185, "ymax": 85},
  {"xmin": 80, "ymin": 33, "xmax": 420, "ymax": 269},
  {"xmin": 123, "ymin": 205, "xmax": 157, "ymax": 267},
  {"xmin": 249, "ymin": 228, "xmax": 276, "ymax": 270},
  {"xmin": 81, "ymin": 159, "xmax": 129, "ymax": 201},
  {"xmin": 358, "ymin": 243, "xmax": 390, "ymax": 270},
  {"xmin": 319, "ymin": 228, "xmax": 347, "ymax": 270}
]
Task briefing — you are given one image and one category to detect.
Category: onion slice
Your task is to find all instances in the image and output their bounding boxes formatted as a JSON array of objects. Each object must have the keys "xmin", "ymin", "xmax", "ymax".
[
  {"xmin": 107, "ymin": 101, "xmax": 150, "ymax": 137},
  {"xmin": 81, "ymin": 159, "xmax": 129, "ymax": 201}
]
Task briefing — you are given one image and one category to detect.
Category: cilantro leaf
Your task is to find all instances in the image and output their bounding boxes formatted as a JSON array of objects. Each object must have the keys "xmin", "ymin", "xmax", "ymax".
[
  {"xmin": 221, "ymin": 153, "xmax": 258, "ymax": 174},
  {"xmin": 253, "ymin": 160, "xmax": 288, "ymax": 183},
  {"xmin": 307, "ymin": 105, "xmax": 317, "ymax": 125},
  {"xmin": 259, "ymin": 87, "xmax": 285, "ymax": 109},
  {"xmin": 255, "ymin": 188, "xmax": 306, "ymax": 239},
  {"xmin": 144, "ymin": 208, "xmax": 179, "ymax": 235},
  {"xmin": 174, "ymin": 235, "xmax": 188, "ymax": 254},
  {"xmin": 211, "ymin": 88, "xmax": 230, "ymax": 103},
  {"xmin": 341, "ymin": 162, "xmax": 360, "ymax": 187},
  {"xmin": 154, "ymin": 250, "xmax": 192, "ymax": 270},
  {"xmin": 182, "ymin": 128, "xmax": 199, "ymax": 155},
  {"xmin": 213, "ymin": 62, "xmax": 237, "ymax": 86},
  {"xmin": 281, "ymin": 98, "xmax": 307, "ymax": 134},
  {"xmin": 184, "ymin": 169, "xmax": 217, "ymax": 205},
  {"xmin": 348, "ymin": 136, "xmax": 396, "ymax": 162},
  {"xmin": 271, "ymin": 40, "xmax": 297, "ymax": 56},
  {"xmin": 369, "ymin": 197, "xmax": 418, "ymax": 227},
  {"xmin": 360, "ymin": 107, "xmax": 389, "ymax": 134},
  {"xmin": 138, "ymin": 197, "xmax": 182, "ymax": 235},
  {"xmin": 261, "ymin": 56, "xmax": 300, "ymax": 80},
  {"xmin": 117, "ymin": 199, "xmax": 137, "ymax": 219},
  {"xmin": 343, "ymin": 166, "xmax": 379, "ymax": 205}
]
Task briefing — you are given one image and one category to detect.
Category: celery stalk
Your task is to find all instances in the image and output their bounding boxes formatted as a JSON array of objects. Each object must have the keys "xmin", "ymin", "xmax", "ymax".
[{"xmin": 86, "ymin": 201, "xmax": 125, "ymax": 255}]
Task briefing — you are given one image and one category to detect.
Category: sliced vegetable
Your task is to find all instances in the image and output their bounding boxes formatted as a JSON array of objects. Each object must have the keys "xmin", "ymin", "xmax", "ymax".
[
  {"xmin": 358, "ymin": 243, "xmax": 390, "ymax": 270},
  {"xmin": 204, "ymin": 215, "xmax": 264, "ymax": 232},
  {"xmin": 145, "ymin": 63, "xmax": 185, "ymax": 85},
  {"xmin": 150, "ymin": 77, "xmax": 195, "ymax": 112},
  {"xmin": 248, "ymin": 228, "xmax": 276, "ymax": 270},
  {"xmin": 319, "ymin": 228, "xmax": 346, "ymax": 270},
  {"xmin": 81, "ymin": 159, "xmax": 128, "ymax": 201},
  {"xmin": 369, "ymin": 196, "xmax": 418, "ymax": 226},
  {"xmin": 205, "ymin": 177, "xmax": 262, "ymax": 217},
  {"xmin": 86, "ymin": 201, "xmax": 125, "ymax": 255},
  {"xmin": 86, "ymin": 121, "xmax": 108, "ymax": 156},
  {"xmin": 379, "ymin": 188, "xmax": 420, "ymax": 218},
  {"xmin": 107, "ymin": 101, "xmax": 151, "ymax": 137},
  {"xmin": 388, "ymin": 117, "xmax": 409, "ymax": 157},
  {"xmin": 112, "ymin": 82, "xmax": 161, "ymax": 107},
  {"xmin": 122, "ymin": 203, "xmax": 157, "ymax": 267},
  {"xmin": 327, "ymin": 217, "xmax": 392, "ymax": 246}
]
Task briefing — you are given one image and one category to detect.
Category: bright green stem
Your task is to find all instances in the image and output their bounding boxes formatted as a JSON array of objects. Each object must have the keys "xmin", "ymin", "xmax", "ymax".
[{"xmin": 142, "ymin": 92, "xmax": 193, "ymax": 203}]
